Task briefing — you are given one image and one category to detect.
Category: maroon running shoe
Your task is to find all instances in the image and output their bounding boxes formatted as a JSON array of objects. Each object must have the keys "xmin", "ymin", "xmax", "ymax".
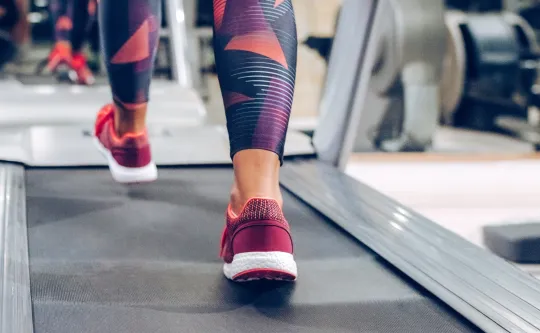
[
  {"xmin": 220, "ymin": 198, "xmax": 297, "ymax": 282},
  {"xmin": 94, "ymin": 104, "xmax": 157, "ymax": 183}
]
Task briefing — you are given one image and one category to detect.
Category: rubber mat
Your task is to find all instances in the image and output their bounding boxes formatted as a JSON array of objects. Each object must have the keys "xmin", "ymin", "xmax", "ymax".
[{"xmin": 26, "ymin": 168, "xmax": 482, "ymax": 333}]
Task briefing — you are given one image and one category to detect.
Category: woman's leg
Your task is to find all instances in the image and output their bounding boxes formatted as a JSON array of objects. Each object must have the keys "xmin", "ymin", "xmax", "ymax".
[
  {"xmin": 213, "ymin": 0, "xmax": 297, "ymax": 212},
  {"xmin": 93, "ymin": 0, "xmax": 160, "ymax": 183},
  {"xmin": 214, "ymin": 0, "xmax": 298, "ymax": 281}
]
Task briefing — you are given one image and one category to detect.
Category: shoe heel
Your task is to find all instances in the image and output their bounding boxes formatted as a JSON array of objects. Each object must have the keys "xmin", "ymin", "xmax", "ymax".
[
  {"xmin": 232, "ymin": 223, "xmax": 293, "ymax": 254},
  {"xmin": 224, "ymin": 251, "xmax": 297, "ymax": 281},
  {"xmin": 225, "ymin": 223, "xmax": 296, "ymax": 281}
]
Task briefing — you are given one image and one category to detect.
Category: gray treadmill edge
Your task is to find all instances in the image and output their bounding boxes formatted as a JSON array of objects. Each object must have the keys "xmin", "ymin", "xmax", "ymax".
[
  {"xmin": 0, "ymin": 163, "xmax": 33, "ymax": 333},
  {"xmin": 0, "ymin": 125, "xmax": 314, "ymax": 167},
  {"xmin": 0, "ymin": 80, "xmax": 207, "ymax": 127},
  {"xmin": 281, "ymin": 161, "xmax": 540, "ymax": 333}
]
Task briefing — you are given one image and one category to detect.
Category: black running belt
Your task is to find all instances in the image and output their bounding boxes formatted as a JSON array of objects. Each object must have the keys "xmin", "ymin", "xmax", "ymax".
[{"xmin": 26, "ymin": 167, "xmax": 481, "ymax": 333}]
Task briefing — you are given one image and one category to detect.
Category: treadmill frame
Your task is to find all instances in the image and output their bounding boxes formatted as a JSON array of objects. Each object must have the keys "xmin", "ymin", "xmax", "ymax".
[
  {"xmin": 2, "ymin": 0, "xmax": 540, "ymax": 332},
  {"xmin": 281, "ymin": 161, "xmax": 540, "ymax": 333},
  {"xmin": 301, "ymin": 0, "xmax": 540, "ymax": 331},
  {"xmin": 163, "ymin": 0, "xmax": 193, "ymax": 88},
  {"xmin": 313, "ymin": 0, "xmax": 383, "ymax": 170},
  {"xmin": 0, "ymin": 164, "xmax": 32, "ymax": 333}
]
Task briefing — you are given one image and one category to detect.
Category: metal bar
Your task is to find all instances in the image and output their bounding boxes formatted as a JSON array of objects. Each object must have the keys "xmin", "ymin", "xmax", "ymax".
[
  {"xmin": 343, "ymin": 165, "xmax": 540, "ymax": 311},
  {"xmin": 0, "ymin": 163, "xmax": 33, "ymax": 333},
  {"xmin": 281, "ymin": 161, "xmax": 540, "ymax": 333},
  {"xmin": 163, "ymin": 0, "xmax": 193, "ymax": 87},
  {"xmin": 312, "ymin": 0, "xmax": 382, "ymax": 170}
]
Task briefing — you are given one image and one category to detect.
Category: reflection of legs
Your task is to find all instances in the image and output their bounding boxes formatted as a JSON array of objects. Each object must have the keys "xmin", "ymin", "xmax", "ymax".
[
  {"xmin": 0, "ymin": 0, "xmax": 18, "ymax": 67},
  {"xmin": 70, "ymin": 0, "xmax": 95, "ymax": 84},
  {"xmin": 93, "ymin": 0, "xmax": 160, "ymax": 183},
  {"xmin": 70, "ymin": 0, "xmax": 90, "ymax": 53},
  {"xmin": 214, "ymin": 0, "xmax": 298, "ymax": 282},
  {"xmin": 49, "ymin": 0, "xmax": 70, "ymax": 45},
  {"xmin": 47, "ymin": 0, "xmax": 73, "ymax": 72}
]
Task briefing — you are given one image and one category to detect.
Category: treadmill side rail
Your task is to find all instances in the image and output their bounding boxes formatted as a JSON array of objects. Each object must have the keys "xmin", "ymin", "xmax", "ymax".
[
  {"xmin": 281, "ymin": 161, "xmax": 540, "ymax": 333},
  {"xmin": 0, "ymin": 163, "xmax": 33, "ymax": 333}
]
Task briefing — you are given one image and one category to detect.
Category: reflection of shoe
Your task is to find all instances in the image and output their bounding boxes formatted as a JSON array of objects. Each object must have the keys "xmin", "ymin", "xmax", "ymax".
[
  {"xmin": 94, "ymin": 104, "xmax": 158, "ymax": 184},
  {"xmin": 72, "ymin": 52, "xmax": 95, "ymax": 85},
  {"xmin": 47, "ymin": 43, "xmax": 75, "ymax": 82},
  {"xmin": 220, "ymin": 198, "xmax": 297, "ymax": 282}
]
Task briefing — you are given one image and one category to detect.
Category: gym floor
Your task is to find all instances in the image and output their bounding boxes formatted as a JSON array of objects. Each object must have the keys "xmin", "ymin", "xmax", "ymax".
[
  {"xmin": 345, "ymin": 153, "xmax": 540, "ymax": 277},
  {"xmin": 347, "ymin": 153, "xmax": 540, "ymax": 247}
]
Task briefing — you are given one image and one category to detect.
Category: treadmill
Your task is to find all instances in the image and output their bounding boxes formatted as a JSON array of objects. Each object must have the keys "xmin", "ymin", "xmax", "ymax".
[{"xmin": 2, "ymin": 1, "xmax": 540, "ymax": 332}]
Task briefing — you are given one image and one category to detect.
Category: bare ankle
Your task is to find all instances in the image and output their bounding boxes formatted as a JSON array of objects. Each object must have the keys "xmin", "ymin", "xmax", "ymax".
[
  {"xmin": 55, "ymin": 41, "xmax": 71, "ymax": 52},
  {"xmin": 113, "ymin": 102, "xmax": 148, "ymax": 137},
  {"xmin": 230, "ymin": 149, "xmax": 282, "ymax": 214},
  {"xmin": 229, "ymin": 186, "xmax": 283, "ymax": 215}
]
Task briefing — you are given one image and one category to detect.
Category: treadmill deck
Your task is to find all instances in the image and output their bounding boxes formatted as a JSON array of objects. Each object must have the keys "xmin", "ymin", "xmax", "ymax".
[{"xmin": 26, "ymin": 167, "xmax": 480, "ymax": 333}]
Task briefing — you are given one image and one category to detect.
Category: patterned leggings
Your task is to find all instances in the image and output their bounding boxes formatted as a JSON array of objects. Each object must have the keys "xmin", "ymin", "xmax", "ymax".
[
  {"xmin": 99, "ymin": 0, "xmax": 297, "ymax": 161},
  {"xmin": 49, "ymin": 0, "xmax": 97, "ymax": 51}
]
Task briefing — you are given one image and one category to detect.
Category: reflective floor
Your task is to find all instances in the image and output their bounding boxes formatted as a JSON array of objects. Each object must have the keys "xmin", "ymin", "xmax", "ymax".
[{"xmin": 346, "ymin": 153, "xmax": 540, "ymax": 278}]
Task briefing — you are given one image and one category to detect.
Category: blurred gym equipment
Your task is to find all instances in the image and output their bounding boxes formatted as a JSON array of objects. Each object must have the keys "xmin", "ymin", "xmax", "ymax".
[
  {"xmin": 319, "ymin": 1, "xmax": 539, "ymax": 155},
  {"xmin": 316, "ymin": 0, "xmax": 447, "ymax": 157},
  {"xmin": 442, "ymin": 12, "xmax": 539, "ymax": 134},
  {"xmin": 318, "ymin": 0, "xmax": 530, "ymax": 155},
  {"xmin": 484, "ymin": 223, "xmax": 540, "ymax": 263}
]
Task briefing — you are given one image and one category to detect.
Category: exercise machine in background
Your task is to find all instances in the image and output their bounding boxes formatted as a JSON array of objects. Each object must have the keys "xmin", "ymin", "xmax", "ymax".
[
  {"xmin": 442, "ymin": 12, "xmax": 540, "ymax": 139},
  {"xmin": 315, "ymin": 0, "xmax": 540, "ymax": 156}
]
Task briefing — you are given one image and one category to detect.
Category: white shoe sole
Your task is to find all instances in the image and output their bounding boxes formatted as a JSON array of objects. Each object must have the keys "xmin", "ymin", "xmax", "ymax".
[
  {"xmin": 93, "ymin": 137, "xmax": 158, "ymax": 184},
  {"xmin": 223, "ymin": 251, "xmax": 297, "ymax": 282}
]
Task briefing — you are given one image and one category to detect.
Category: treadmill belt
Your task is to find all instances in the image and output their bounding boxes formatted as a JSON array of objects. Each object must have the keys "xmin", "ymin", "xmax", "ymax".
[{"xmin": 26, "ymin": 168, "xmax": 481, "ymax": 333}]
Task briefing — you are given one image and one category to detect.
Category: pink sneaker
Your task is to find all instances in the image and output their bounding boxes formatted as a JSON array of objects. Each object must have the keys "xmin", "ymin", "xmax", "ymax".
[
  {"xmin": 71, "ymin": 52, "xmax": 95, "ymax": 85},
  {"xmin": 94, "ymin": 104, "xmax": 157, "ymax": 183},
  {"xmin": 220, "ymin": 198, "xmax": 297, "ymax": 282}
]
